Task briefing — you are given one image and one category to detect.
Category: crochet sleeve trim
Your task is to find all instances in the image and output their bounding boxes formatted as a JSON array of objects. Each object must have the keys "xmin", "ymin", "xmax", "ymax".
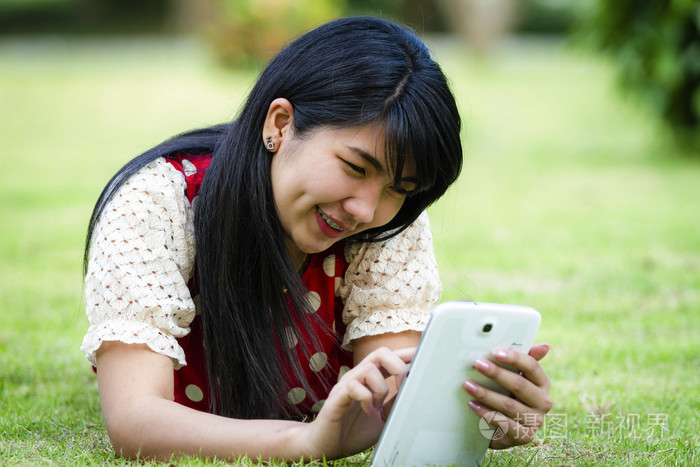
[{"xmin": 340, "ymin": 211, "xmax": 441, "ymax": 350}]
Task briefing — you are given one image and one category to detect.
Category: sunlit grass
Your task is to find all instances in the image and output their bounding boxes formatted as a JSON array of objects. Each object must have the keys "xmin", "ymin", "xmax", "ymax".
[
  {"xmin": 0, "ymin": 35, "xmax": 698, "ymax": 465},
  {"xmin": 429, "ymin": 37, "xmax": 700, "ymax": 466}
]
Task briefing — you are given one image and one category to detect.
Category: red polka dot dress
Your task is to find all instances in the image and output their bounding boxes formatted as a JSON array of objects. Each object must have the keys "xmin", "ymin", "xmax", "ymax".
[
  {"xmin": 165, "ymin": 154, "xmax": 354, "ymax": 417},
  {"xmin": 82, "ymin": 154, "xmax": 441, "ymax": 421}
]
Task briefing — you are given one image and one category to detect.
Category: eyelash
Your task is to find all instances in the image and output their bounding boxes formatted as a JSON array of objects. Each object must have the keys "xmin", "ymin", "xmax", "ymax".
[
  {"xmin": 391, "ymin": 186, "xmax": 410, "ymax": 196},
  {"xmin": 343, "ymin": 160, "xmax": 366, "ymax": 175},
  {"xmin": 342, "ymin": 158, "xmax": 412, "ymax": 196}
]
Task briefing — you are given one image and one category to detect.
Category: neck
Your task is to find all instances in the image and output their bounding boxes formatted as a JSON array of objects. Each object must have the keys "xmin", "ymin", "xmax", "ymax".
[{"xmin": 284, "ymin": 239, "xmax": 308, "ymax": 272}]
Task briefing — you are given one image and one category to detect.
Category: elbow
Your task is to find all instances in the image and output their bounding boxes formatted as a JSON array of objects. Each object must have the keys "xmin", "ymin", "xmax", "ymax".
[
  {"xmin": 102, "ymin": 404, "xmax": 168, "ymax": 461},
  {"xmin": 104, "ymin": 417, "xmax": 150, "ymax": 460},
  {"xmin": 106, "ymin": 428, "xmax": 173, "ymax": 462}
]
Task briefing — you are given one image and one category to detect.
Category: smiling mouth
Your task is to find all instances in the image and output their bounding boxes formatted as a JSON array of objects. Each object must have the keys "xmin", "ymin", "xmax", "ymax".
[{"xmin": 316, "ymin": 206, "xmax": 344, "ymax": 232}]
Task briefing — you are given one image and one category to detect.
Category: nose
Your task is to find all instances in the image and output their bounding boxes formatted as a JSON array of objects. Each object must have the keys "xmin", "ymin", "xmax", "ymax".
[{"xmin": 343, "ymin": 185, "xmax": 382, "ymax": 225}]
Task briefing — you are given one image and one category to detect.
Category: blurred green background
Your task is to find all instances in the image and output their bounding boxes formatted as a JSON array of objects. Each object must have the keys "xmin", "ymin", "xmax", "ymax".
[
  {"xmin": 2, "ymin": 0, "xmax": 697, "ymax": 145},
  {"xmin": 1, "ymin": 0, "xmax": 699, "ymax": 465}
]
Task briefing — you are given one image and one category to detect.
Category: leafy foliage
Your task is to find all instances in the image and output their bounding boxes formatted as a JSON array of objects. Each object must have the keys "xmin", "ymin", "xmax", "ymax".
[
  {"xmin": 200, "ymin": 0, "xmax": 346, "ymax": 67},
  {"xmin": 516, "ymin": 0, "xmax": 580, "ymax": 34},
  {"xmin": 578, "ymin": 0, "xmax": 700, "ymax": 151}
]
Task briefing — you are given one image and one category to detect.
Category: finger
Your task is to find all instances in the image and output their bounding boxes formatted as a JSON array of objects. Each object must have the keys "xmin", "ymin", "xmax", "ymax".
[
  {"xmin": 365, "ymin": 346, "xmax": 415, "ymax": 368},
  {"xmin": 471, "ymin": 357, "xmax": 551, "ymax": 412},
  {"xmin": 491, "ymin": 348, "xmax": 550, "ymax": 390},
  {"xmin": 360, "ymin": 363, "xmax": 391, "ymax": 410},
  {"xmin": 393, "ymin": 346, "xmax": 417, "ymax": 363},
  {"xmin": 528, "ymin": 343, "xmax": 551, "ymax": 362},
  {"xmin": 467, "ymin": 403, "xmax": 535, "ymax": 446},
  {"xmin": 386, "ymin": 347, "xmax": 415, "ymax": 388},
  {"xmin": 341, "ymin": 359, "xmax": 392, "ymax": 411},
  {"xmin": 363, "ymin": 346, "xmax": 413, "ymax": 387},
  {"xmin": 346, "ymin": 379, "xmax": 374, "ymax": 414},
  {"xmin": 463, "ymin": 378, "xmax": 541, "ymax": 426}
]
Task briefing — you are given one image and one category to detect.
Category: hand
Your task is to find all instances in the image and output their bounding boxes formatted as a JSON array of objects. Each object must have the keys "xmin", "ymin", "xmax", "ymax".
[
  {"xmin": 463, "ymin": 343, "xmax": 552, "ymax": 449},
  {"xmin": 301, "ymin": 346, "xmax": 415, "ymax": 460}
]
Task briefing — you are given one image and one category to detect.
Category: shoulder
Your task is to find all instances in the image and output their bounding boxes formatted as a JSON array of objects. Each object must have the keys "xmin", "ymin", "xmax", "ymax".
[{"xmin": 338, "ymin": 212, "xmax": 441, "ymax": 348}]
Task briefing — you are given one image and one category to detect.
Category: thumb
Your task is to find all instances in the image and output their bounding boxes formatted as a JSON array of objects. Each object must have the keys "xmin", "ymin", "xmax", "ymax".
[{"xmin": 528, "ymin": 343, "xmax": 551, "ymax": 361}]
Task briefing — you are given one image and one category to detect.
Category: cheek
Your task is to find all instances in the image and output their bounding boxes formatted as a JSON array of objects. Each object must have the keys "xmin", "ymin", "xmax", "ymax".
[{"xmin": 375, "ymin": 197, "xmax": 405, "ymax": 225}]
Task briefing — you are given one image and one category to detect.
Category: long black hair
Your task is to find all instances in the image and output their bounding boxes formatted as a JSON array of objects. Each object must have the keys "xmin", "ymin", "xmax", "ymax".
[{"xmin": 84, "ymin": 16, "xmax": 463, "ymax": 420}]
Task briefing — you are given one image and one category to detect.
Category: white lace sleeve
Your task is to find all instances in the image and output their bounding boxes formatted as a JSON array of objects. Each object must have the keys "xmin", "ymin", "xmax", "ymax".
[
  {"xmin": 339, "ymin": 211, "xmax": 441, "ymax": 349},
  {"xmin": 80, "ymin": 158, "xmax": 196, "ymax": 369}
]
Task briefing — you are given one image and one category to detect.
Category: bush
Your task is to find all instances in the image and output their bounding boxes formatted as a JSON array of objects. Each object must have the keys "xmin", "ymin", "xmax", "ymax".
[
  {"xmin": 198, "ymin": 0, "xmax": 346, "ymax": 67},
  {"xmin": 0, "ymin": 0, "xmax": 175, "ymax": 35},
  {"xmin": 577, "ymin": 0, "xmax": 700, "ymax": 152},
  {"xmin": 516, "ymin": 0, "xmax": 580, "ymax": 35}
]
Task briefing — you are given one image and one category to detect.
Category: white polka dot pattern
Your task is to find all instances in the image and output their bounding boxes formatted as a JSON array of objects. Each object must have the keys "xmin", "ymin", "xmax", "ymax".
[
  {"xmin": 185, "ymin": 384, "xmax": 204, "ymax": 402},
  {"xmin": 287, "ymin": 387, "xmax": 306, "ymax": 405},
  {"xmin": 181, "ymin": 159, "xmax": 197, "ymax": 177},
  {"xmin": 323, "ymin": 254, "xmax": 336, "ymax": 277},
  {"xmin": 308, "ymin": 352, "xmax": 328, "ymax": 372},
  {"xmin": 337, "ymin": 365, "xmax": 351, "ymax": 381},
  {"xmin": 305, "ymin": 291, "xmax": 321, "ymax": 313},
  {"xmin": 311, "ymin": 399, "xmax": 325, "ymax": 413},
  {"xmin": 284, "ymin": 326, "xmax": 299, "ymax": 348}
]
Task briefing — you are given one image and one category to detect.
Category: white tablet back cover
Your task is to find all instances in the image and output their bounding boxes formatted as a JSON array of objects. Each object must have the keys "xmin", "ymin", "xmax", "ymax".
[{"xmin": 371, "ymin": 302, "xmax": 541, "ymax": 467}]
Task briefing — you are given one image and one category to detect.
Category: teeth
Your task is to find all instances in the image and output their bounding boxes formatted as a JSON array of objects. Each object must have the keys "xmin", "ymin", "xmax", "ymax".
[{"xmin": 317, "ymin": 207, "xmax": 343, "ymax": 231}]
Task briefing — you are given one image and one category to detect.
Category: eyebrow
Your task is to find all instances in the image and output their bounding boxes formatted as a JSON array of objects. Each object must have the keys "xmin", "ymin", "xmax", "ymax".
[{"xmin": 346, "ymin": 145, "xmax": 418, "ymax": 185}]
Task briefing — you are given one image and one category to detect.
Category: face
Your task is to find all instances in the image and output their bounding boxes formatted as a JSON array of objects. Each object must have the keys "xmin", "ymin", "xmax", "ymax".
[{"xmin": 270, "ymin": 124, "xmax": 417, "ymax": 262}]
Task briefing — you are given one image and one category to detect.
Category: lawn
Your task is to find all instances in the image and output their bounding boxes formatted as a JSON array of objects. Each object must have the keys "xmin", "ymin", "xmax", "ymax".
[{"xmin": 0, "ymin": 34, "xmax": 698, "ymax": 465}]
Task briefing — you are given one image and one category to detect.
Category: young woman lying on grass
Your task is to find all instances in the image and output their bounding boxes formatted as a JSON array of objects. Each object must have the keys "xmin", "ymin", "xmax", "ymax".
[{"xmin": 81, "ymin": 16, "xmax": 552, "ymax": 462}]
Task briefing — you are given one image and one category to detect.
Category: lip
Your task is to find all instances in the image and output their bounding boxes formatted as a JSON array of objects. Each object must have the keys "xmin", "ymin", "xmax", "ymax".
[{"xmin": 315, "ymin": 206, "xmax": 346, "ymax": 239}]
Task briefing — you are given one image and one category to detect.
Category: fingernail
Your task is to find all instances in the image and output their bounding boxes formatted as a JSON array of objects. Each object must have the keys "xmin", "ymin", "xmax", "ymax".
[
  {"xmin": 474, "ymin": 359, "xmax": 490, "ymax": 371},
  {"xmin": 468, "ymin": 400, "xmax": 482, "ymax": 411},
  {"xmin": 492, "ymin": 349, "xmax": 508, "ymax": 360},
  {"xmin": 368, "ymin": 404, "xmax": 375, "ymax": 416},
  {"xmin": 464, "ymin": 381, "xmax": 478, "ymax": 394}
]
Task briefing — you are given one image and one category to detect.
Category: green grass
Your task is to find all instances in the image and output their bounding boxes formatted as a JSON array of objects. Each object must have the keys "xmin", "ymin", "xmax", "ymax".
[{"xmin": 1, "ymin": 35, "xmax": 698, "ymax": 465}]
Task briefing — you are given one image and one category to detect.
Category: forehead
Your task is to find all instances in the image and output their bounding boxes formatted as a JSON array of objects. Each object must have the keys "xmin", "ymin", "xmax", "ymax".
[{"xmin": 319, "ymin": 124, "xmax": 385, "ymax": 149}]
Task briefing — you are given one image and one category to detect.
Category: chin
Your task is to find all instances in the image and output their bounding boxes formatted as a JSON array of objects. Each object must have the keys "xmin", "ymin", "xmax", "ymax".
[{"xmin": 311, "ymin": 239, "xmax": 342, "ymax": 254}]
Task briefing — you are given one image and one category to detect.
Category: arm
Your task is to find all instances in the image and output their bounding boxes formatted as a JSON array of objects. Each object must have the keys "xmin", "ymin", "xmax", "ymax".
[
  {"xmin": 97, "ymin": 340, "xmax": 414, "ymax": 461},
  {"xmin": 352, "ymin": 330, "xmax": 421, "ymax": 365},
  {"xmin": 96, "ymin": 341, "xmax": 308, "ymax": 461}
]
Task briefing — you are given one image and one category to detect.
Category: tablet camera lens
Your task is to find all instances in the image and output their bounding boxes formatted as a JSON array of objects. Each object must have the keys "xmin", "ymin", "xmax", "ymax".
[{"xmin": 482, "ymin": 323, "xmax": 493, "ymax": 333}]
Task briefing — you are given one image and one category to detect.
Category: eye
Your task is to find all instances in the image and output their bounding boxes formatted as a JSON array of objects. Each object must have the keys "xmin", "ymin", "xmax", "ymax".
[
  {"xmin": 388, "ymin": 180, "xmax": 417, "ymax": 198},
  {"xmin": 388, "ymin": 186, "xmax": 410, "ymax": 196},
  {"xmin": 387, "ymin": 186, "xmax": 412, "ymax": 198},
  {"xmin": 342, "ymin": 159, "xmax": 366, "ymax": 175}
]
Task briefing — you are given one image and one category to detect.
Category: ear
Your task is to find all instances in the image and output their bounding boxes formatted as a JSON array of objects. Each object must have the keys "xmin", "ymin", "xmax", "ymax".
[{"xmin": 262, "ymin": 98, "xmax": 294, "ymax": 152}]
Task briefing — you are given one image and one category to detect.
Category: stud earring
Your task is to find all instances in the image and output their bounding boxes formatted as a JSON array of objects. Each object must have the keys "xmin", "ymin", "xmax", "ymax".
[{"xmin": 266, "ymin": 137, "xmax": 275, "ymax": 151}]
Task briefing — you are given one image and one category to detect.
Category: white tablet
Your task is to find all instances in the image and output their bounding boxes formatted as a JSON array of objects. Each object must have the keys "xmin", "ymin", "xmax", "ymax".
[{"xmin": 371, "ymin": 301, "xmax": 541, "ymax": 467}]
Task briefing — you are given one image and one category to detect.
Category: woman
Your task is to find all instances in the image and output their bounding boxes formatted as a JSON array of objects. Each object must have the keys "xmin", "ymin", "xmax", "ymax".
[{"xmin": 81, "ymin": 16, "xmax": 552, "ymax": 461}]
